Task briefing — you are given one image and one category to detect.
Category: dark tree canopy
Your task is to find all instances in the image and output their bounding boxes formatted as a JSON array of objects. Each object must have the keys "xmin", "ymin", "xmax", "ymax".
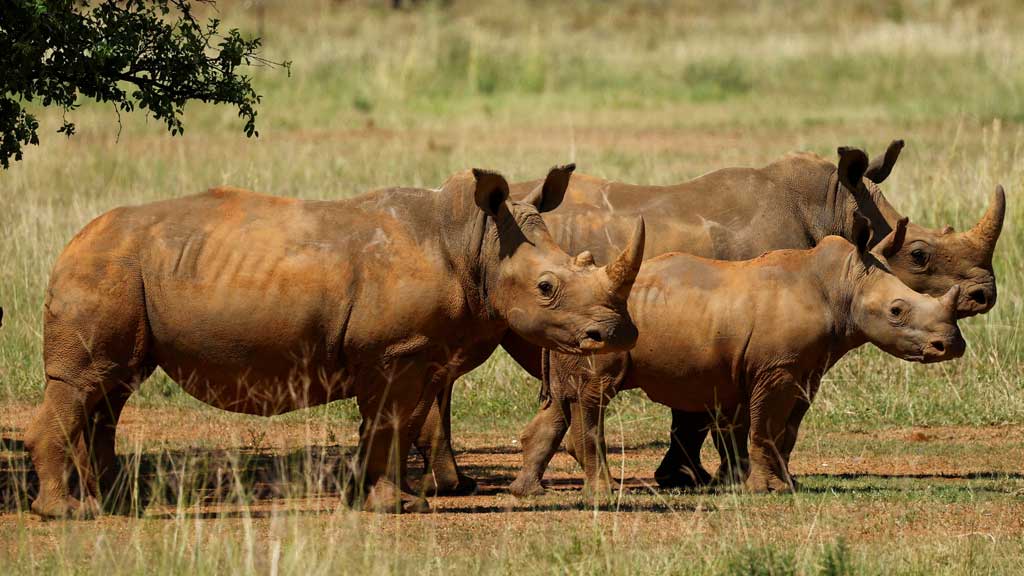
[{"xmin": 0, "ymin": 0, "xmax": 288, "ymax": 168}]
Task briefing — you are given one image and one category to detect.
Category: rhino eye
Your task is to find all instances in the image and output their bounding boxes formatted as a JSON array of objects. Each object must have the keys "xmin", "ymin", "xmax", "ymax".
[
  {"xmin": 910, "ymin": 249, "xmax": 929, "ymax": 266},
  {"xmin": 538, "ymin": 280, "xmax": 554, "ymax": 297},
  {"xmin": 888, "ymin": 301, "xmax": 908, "ymax": 322}
]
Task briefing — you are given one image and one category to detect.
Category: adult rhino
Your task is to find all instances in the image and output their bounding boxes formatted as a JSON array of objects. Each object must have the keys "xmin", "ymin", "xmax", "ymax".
[
  {"xmin": 411, "ymin": 141, "xmax": 1005, "ymax": 494},
  {"xmin": 25, "ymin": 164, "xmax": 646, "ymax": 518}
]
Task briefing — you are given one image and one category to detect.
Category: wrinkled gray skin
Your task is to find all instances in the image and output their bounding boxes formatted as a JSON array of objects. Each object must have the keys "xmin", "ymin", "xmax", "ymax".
[
  {"xmin": 413, "ymin": 141, "xmax": 1005, "ymax": 495},
  {"xmin": 508, "ymin": 224, "xmax": 966, "ymax": 496},
  {"xmin": 24, "ymin": 164, "xmax": 647, "ymax": 518}
]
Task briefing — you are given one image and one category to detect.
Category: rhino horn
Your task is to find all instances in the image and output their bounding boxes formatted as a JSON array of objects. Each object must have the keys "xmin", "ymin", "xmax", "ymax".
[
  {"xmin": 606, "ymin": 217, "xmax": 645, "ymax": 301},
  {"xmin": 864, "ymin": 139, "xmax": 905, "ymax": 184},
  {"xmin": 574, "ymin": 250, "xmax": 595, "ymax": 267},
  {"xmin": 967, "ymin": 185, "xmax": 1005, "ymax": 255}
]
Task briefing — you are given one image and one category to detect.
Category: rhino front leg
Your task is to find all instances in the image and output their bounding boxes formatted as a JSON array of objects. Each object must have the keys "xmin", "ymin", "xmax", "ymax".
[
  {"xmin": 570, "ymin": 399, "xmax": 619, "ymax": 497},
  {"xmin": 353, "ymin": 376, "xmax": 432, "ymax": 514},
  {"xmin": 510, "ymin": 397, "xmax": 572, "ymax": 497},
  {"xmin": 775, "ymin": 378, "xmax": 819, "ymax": 489},
  {"xmin": 412, "ymin": 384, "xmax": 477, "ymax": 496},
  {"xmin": 710, "ymin": 410, "xmax": 750, "ymax": 486},
  {"xmin": 654, "ymin": 410, "xmax": 713, "ymax": 489},
  {"xmin": 745, "ymin": 373, "xmax": 800, "ymax": 494}
]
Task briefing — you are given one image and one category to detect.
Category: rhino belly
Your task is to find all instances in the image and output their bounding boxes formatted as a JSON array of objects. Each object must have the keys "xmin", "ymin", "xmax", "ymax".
[
  {"xmin": 145, "ymin": 288, "xmax": 347, "ymax": 415},
  {"xmin": 632, "ymin": 359, "xmax": 742, "ymax": 413}
]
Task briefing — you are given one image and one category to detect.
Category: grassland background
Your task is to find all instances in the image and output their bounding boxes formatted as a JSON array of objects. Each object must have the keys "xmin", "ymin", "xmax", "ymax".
[{"xmin": 1, "ymin": 0, "xmax": 1023, "ymax": 573}]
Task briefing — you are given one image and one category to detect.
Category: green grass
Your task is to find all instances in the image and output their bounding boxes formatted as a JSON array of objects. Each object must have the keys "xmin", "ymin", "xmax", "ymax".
[{"xmin": 2, "ymin": 0, "xmax": 1024, "ymax": 572}]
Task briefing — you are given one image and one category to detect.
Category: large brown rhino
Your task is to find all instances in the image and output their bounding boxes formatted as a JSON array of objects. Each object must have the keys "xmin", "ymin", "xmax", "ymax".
[
  {"xmin": 412, "ymin": 141, "xmax": 1005, "ymax": 494},
  {"xmin": 24, "ymin": 164, "xmax": 647, "ymax": 518},
  {"xmin": 509, "ymin": 220, "xmax": 966, "ymax": 496}
]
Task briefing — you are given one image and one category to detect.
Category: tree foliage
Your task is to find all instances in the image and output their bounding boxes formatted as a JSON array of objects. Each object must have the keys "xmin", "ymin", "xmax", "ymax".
[{"xmin": 0, "ymin": 0, "xmax": 288, "ymax": 168}]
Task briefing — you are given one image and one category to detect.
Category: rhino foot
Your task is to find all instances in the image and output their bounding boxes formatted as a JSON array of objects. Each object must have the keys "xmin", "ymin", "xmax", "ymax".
[
  {"xmin": 654, "ymin": 465, "xmax": 712, "ymax": 490},
  {"xmin": 417, "ymin": 472, "xmax": 478, "ymax": 496},
  {"xmin": 508, "ymin": 476, "xmax": 546, "ymax": 498},
  {"xmin": 362, "ymin": 481, "xmax": 430, "ymax": 514},
  {"xmin": 31, "ymin": 495, "xmax": 101, "ymax": 520},
  {"xmin": 711, "ymin": 464, "xmax": 749, "ymax": 487},
  {"xmin": 583, "ymin": 477, "xmax": 619, "ymax": 498},
  {"xmin": 743, "ymin": 473, "xmax": 795, "ymax": 495}
]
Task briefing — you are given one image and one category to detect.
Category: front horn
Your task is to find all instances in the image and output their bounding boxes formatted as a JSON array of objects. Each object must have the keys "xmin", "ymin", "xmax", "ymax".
[
  {"xmin": 968, "ymin": 185, "xmax": 1006, "ymax": 252},
  {"xmin": 606, "ymin": 217, "xmax": 645, "ymax": 301}
]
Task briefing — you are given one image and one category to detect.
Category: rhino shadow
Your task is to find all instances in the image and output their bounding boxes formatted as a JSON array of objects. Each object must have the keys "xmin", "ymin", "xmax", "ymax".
[{"xmin": 0, "ymin": 435, "xmax": 360, "ymax": 515}]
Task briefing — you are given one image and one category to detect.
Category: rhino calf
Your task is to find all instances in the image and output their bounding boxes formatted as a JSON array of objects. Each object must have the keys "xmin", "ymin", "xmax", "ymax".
[
  {"xmin": 25, "ymin": 165, "xmax": 646, "ymax": 518},
  {"xmin": 509, "ymin": 217, "xmax": 964, "ymax": 497}
]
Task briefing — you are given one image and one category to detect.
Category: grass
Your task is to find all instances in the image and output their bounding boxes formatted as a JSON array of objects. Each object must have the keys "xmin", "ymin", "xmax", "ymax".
[{"xmin": 1, "ymin": 0, "xmax": 1024, "ymax": 573}]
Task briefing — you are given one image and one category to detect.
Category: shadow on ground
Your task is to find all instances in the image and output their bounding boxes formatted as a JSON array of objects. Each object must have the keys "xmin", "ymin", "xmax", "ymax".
[{"xmin": 4, "ymin": 434, "xmax": 1022, "ymax": 516}]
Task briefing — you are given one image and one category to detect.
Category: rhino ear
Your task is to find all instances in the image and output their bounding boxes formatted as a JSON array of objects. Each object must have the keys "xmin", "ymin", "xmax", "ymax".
[
  {"xmin": 873, "ymin": 217, "xmax": 910, "ymax": 259},
  {"xmin": 525, "ymin": 163, "xmax": 575, "ymax": 213},
  {"xmin": 851, "ymin": 212, "xmax": 873, "ymax": 255},
  {"xmin": 472, "ymin": 168, "xmax": 510, "ymax": 217},
  {"xmin": 864, "ymin": 139, "xmax": 904, "ymax": 184},
  {"xmin": 837, "ymin": 146, "xmax": 869, "ymax": 192}
]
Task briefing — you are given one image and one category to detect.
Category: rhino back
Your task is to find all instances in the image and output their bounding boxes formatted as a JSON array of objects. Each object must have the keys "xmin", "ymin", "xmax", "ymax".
[{"xmin": 516, "ymin": 162, "xmax": 835, "ymax": 265}]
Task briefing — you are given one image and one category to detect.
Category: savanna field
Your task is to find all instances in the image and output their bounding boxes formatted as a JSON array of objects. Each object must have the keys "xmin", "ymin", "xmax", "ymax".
[{"xmin": 2, "ymin": 0, "xmax": 1024, "ymax": 573}]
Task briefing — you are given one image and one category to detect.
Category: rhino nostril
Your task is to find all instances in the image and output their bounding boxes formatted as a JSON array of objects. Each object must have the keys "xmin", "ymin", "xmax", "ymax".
[
  {"xmin": 585, "ymin": 329, "xmax": 604, "ymax": 343},
  {"xmin": 968, "ymin": 289, "xmax": 987, "ymax": 306},
  {"xmin": 931, "ymin": 341, "xmax": 945, "ymax": 354}
]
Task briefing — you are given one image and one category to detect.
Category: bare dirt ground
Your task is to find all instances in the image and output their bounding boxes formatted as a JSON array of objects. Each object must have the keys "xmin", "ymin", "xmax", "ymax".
[{"xmin": 2, "ymin": 404, "xmax": 1023, "ymax": 558}]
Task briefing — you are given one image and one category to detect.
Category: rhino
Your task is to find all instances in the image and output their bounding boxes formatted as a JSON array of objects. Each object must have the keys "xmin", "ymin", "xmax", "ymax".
[
  {"xmin": 411, "ymin": 141, "xmax": 1005, "ymax": 494},
  {"xmin": 509, "ymin": 219, "xmax": 966, "ymax": 496},
  {"xmin": 24, "ymin": 164, "xmax": 646, "ymax": 518}
]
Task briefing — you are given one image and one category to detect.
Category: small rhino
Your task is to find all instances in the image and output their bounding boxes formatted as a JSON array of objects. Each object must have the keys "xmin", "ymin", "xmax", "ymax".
[
  {"xmin": 510, "ymin": 217, "xmax": 965, "ymax": 496},
  {"xmin": 25, "ymin": 164, "xmax": 646, "ymax": 518}
]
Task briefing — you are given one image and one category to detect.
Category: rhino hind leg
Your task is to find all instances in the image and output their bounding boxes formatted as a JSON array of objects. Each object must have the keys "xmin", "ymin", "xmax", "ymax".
[
  {"xmin": 74, "ymin": 382, "xmax": 145, "ymax": 514},
  {"xmin": 26, "ymin": 264, "xmax": 152, "ymax": 519},
  {"xmin": 654, "ymin": 410, "xmax": 713, "ymax": 489},
  {"xmin": 412, "ymin": 385, "xmax": 477, "ymax": 496}
]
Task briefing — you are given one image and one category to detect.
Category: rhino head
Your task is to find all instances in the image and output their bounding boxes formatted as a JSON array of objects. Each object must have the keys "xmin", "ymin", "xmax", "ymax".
[
  {"xmin": 837, "ymin": 142, "xmax": 1004, "ymax": 318},
  {"xmin": 469, "ymin": 164, "xmax": 643, "ymax": 354},
  {"xmin": 846, "ymin": 215, "xmax": 966, "ymax": 363}
]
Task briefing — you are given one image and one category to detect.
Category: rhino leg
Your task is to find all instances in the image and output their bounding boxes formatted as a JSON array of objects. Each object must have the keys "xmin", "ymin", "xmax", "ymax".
[
  {"xmin": 74, "ymin": 383, "xmax": 140, "ymax": 514},
  {"xmin": 745, "ymin": 372, "xmax": 800, "ymax": 494},
  {"xmin": 776, "ymin": 387, "xmax": 816, "ymax": 491},
  {"xmin": 26, "ymin": 256, "xmax": 151, "ymax": 519},
  {"xmin": 510, "ymin": 397, "xmax": 571, "ymax": 497},
  {"xmin": 654, "ymin": 410, "xmax": 713, "ymax": 489},
  {"xmin": 26, "ymin": 378, "xmax": 96, "ymax": 519},
  {"xmin": 412, "ymin": 385, "xmax": 477, "ymax": 496},
  {"xmin": 570, "ymin": 399, "xmax": 618, "ymax": 497},
  {"xmin": 710, "ymin": 411, "xmax": 750, "ymax": 486},
  {"xmin": 352, "ymin": 372, "xmax": 433, "ymax": 514}
]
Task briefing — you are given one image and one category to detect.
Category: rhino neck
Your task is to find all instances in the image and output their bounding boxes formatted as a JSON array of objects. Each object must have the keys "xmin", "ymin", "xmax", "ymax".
[
  {"xmin": 433, "ymin": 186, "xmax": 505, "ymax": 324},
  {"xmin": 809, "ymin": 239, "xmax": 870, "ymax": 357},
  {"xmin": 786, "ymin": 159, "xmax": 906, "ymax": 251},
  {"xmin": 830, "ymin": 177, "xmax": 907, "ymax": 248}
]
